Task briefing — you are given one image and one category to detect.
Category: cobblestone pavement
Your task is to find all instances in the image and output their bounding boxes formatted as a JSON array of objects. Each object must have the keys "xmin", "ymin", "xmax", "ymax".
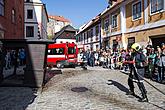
[
  {"xmin": 27, "ymin": 67, "xmax": 165, "ymax": 110},
  {"xmin": 0, "ymin": 67, "xmax": 165, "ymax": 110}
]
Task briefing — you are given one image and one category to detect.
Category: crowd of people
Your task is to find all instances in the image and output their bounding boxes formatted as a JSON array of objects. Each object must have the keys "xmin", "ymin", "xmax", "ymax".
[
  {"xmin": 81, "ymin": 43, "xmax": 165, "ymax": 83},
  {"xmin": 4, "ymin": 48, "xmax": 26, "ymax": 70}
]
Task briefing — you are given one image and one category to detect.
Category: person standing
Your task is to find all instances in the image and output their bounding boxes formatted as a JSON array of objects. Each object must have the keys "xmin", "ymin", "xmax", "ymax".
[
  {"xmin": 5, "ymin": 50, "xmax": 11, "ymax": 70},
  {"xmin": 0, "ymin": 46, "xmax": 4, "ymax": 83},
  {"xmin": 159, "ymin": 47, "xmax": 165, "ymax": 83},
  {"xmin": 19, "ymin": 49, "xmax": 26, "ymax": 66},
  {"xmin": 148, "ymin": 48, "xmax": 156, "ymax": 80},
  {"xmin": 89, "ymin": 50, "xmax": 95, "ymax": 67},
  {"xmin": 94, "ymin": 51, "xmax": 99, "ymax": 66},
  {"xmin": 125, "ymin": 43, "xmax": 148, "ymax": 102}
]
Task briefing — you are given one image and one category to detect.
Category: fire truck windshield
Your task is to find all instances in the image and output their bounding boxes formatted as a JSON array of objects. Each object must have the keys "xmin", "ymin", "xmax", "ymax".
[
  {"xmin": 48, "ymin": 48, "xmax": 65, "ymax": 55},
  {"xmin": 68, "ymin": 47, "xmax": 75, "ymax": 54}
]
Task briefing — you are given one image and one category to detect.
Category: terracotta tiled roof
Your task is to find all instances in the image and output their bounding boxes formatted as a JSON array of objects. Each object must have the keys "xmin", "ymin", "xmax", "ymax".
[{"xmin": 49, "ymin": 15, "xmax": 70, "ymax": 22}]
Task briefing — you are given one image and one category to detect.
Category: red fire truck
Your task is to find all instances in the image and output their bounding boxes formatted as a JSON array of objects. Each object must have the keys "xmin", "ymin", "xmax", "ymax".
[{"xmin": 47, "ymin": 42, "xmax": 78, "ymax": 68}]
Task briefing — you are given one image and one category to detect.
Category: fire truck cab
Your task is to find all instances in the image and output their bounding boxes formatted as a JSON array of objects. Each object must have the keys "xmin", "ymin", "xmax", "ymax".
[{"xmin": 47, "ymin": 42, "xmax": 78, "ymax": 68}]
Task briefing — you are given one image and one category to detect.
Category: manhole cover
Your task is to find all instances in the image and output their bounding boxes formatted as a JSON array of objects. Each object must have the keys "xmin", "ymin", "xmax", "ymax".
[{"xmin": 71, "ymin": 87, "xmax": 88, "ymax": 92}]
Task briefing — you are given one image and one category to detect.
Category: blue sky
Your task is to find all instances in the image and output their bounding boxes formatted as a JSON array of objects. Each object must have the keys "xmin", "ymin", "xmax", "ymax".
[{"xmin": 42, "ymin": 0, "xmax": 108, "ymax": 28}]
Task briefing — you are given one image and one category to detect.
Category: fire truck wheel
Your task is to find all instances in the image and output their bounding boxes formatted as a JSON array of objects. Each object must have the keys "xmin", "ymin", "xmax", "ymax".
[
  {"xmin": 71, "ymin": 64, "xmax": 75, "ymax": 68},
  {"xmin": 57, "ymin": 62, "xmax": 64, "ymax": 68}
]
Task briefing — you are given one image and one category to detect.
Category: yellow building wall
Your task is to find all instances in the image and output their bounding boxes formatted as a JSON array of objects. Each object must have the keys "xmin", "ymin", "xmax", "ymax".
[
  {"xmin": 126, "ymin": 0, "xmax": 145, "ymax": 29},
  {"xmin": 148, "ymin": 0, "xmax": 165, "ymax": 23},
  {"xmin": 109, "ymin": 36, "xmax": 116, "ymax": 45},
  {"xmin": 125, "ymin": 26, "xmax": 165, "ymax": 45}
]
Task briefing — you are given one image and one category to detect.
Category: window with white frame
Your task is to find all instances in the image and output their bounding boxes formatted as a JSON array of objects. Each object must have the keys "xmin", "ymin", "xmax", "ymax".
[
  {"xmin": 104, "ymin": 18, "xmax": 109, "ymax": 31},
  {"xmin": 132, "ymin": 1, "xmax": 142, "ymax": 20},
  {"xmin": 112, "ymin": 14, "xmax": 117, "ymax": 28},
  {"xmin": 151, "ymin": 0, "xmax": 164, "ymax": 14},
  {"xmin": 0, "ymin": 0, "xmax": 4, "ymax": 16}
]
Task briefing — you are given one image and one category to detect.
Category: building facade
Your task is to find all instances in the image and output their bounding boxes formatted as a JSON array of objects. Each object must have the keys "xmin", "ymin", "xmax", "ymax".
[
  {"xmin": 102, "ymin": 0, "xmax": 165, "ymax": 49},
  {"xmin": 53, "ymin": 25, "xmax": 77, "ymax": 44},
  {"xmin": 76, "ymin": 15, "xmax": 102, "ymax": 51},
  {"xmin": 101, "ymin": 0, "xmax": 123, "ymax": 50},
  {"xmin": 24, "ymin": 0, "xmax": 48, "ymax": 40},
  {"xmin": 77, "ymin": 0, "xmax": 165, "ymax": 51},
  {"xmin": 124, "ymin": 0, "xmax": 165, "ymax": 48},
  {"xmin": 0, "ymin": 0, "xmax": 24, "ymax": 39},
  {"xmin": 47, "ymin": 15, "xmax": 71, "ymax": 39}
]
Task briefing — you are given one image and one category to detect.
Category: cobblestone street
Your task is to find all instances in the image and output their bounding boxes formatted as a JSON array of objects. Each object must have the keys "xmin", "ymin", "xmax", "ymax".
[{"xmin": 25, "ymin": 67, "xmax": 165, "ymax": 110}]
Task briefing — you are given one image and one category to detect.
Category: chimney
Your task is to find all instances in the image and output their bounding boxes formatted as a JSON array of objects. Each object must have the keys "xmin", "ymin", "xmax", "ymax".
[{"xmin": 107, "ymin": 0, "xmax": 117, "ymax": 7}]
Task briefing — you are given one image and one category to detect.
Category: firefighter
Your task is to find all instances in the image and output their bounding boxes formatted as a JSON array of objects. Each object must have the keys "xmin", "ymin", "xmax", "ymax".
[{"xmin": 124, "ymin": 43, "xmax": 148, "ymax": 102}]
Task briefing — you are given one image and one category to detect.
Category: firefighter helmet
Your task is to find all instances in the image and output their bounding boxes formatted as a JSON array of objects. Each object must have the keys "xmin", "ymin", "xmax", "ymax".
[{"xmin": 131, "ymin": 43, "xmax": 141, "ymax": 51}]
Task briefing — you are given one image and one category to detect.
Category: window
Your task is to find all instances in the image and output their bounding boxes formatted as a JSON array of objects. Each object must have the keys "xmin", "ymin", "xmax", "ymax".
[
  {"xmin": 104, "ymin": 18, "xmax": 109, "ymax": 31},
  {"xmin": 128, "ymin": 37, "xmax": 135, "ymax": 48},
  {"xmin": 68, "ymin": 47, "xmax": 75, "ymax": 54},
  {"xmin": 90, "ymin": 29, "xmax": 93, "ymax": 37},
  {"xmin": 90, "ymin": 29, "xmax": 93, "ymax": 42},
  {"xmin": 113, "ymin": 40, "xmax": 118, "ymax": 51},
  {"xmin": 151, "ymin": 0, "xmax": 164, "ymax": 14},
  {"xmin": 27, "ymin": 9, "xmax": 33, "ymax": 19},
  {"xmin": 12, "ymin": 9, "xmax": 16, "ymax": 23},
  {"xmin": 132, "ymin": 1, "xmax": 142, "ymax": 20},
  {"xmin": 26, "ymin": 0, "xmax": 30, "ymax": 2},
  {"xmin": 87, "ymin": 31, "xmax": 90, "ymax": 43},
  {"xmin": 83, "ymin": 33, "xmax": 85, "ymax": 43},
  {"xmin": 84, "ymin": 33, "xmax": 86, "ymax": 40},
  {"xmin": 26, "ymin": 26, "xmax": 34, "ymax": 37},
  {"xmin": 48, "ymin": 48, "xmax": 65, "ymax": 55},
  {"xmin": 82, "ymin": 34, "xmax": 84, "ymax": 42},
  {"xmin": 0, "ymin": 0, "xmax": 4, "ymax": 16},
  {"xmin": 95, "ymin": 25, "xmax": 99, "ymax": 36},
  {"xmin": 112, "ymin": 14, "xmax": 117, "ymax": 28},
  {"xmin": 80, "ymin": 34, "xmax": 82, "ymax": 42}
]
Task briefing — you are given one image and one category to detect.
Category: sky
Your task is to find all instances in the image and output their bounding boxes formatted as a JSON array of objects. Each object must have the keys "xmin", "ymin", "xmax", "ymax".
[{"xmin": 42, "ymin": 0, "xmax": 108, "ymax": 28}]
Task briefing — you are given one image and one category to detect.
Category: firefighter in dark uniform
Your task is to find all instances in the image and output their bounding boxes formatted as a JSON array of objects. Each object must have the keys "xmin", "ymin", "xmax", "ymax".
[{"xmin": 124, "ymin": 43, "xmax": 148, "ymax": 102}]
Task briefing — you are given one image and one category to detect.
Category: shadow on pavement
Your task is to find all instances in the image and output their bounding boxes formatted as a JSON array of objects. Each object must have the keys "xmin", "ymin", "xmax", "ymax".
[
  {"xmin": 43, "ymin": 69, "xmax": 62, "ymax": 85},
  {"xmin": 107, "ymin": 80, "xmax": 142, "ymax": 100},
  {"xmin": 107, "ymin": 80, "xmax": 129, "ymax": 93},
  {"xmin": 0, "ymin": 87, "xmax": 37, "ymax": 110}
]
